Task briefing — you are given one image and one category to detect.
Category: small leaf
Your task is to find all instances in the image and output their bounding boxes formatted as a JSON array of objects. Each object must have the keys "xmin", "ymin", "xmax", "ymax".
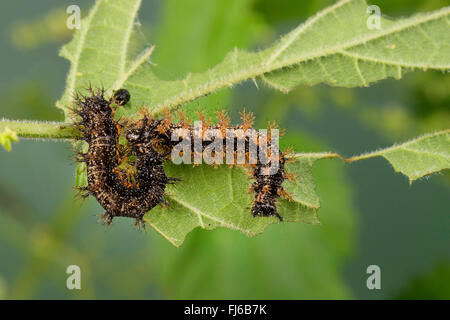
[
  {"xmin": 0, "ymin": 127, "xmax": 19, "ymax": 152},
  {"xmin": 347, "ymin": 129, "xmax": 450, "ymax": 183}
]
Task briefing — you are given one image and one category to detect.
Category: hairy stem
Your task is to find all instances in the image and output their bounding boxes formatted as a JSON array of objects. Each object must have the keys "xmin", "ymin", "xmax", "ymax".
[{"xmin": 0, "ymin": 119, "xmax": 78, "ymax": 140}]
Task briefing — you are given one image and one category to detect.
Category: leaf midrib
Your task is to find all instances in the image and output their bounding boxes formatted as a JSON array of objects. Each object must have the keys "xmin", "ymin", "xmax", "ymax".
[
  {"xmin": 110, "ymin": 0, "xmax": 143, "ymax": 94},
  {"xmin": 64, "ymin": 1, "xmax": 101, "ymax": 102},
  {"xmin": 169, "ymin": 195, "xmax": 254, "ymax": 234}
]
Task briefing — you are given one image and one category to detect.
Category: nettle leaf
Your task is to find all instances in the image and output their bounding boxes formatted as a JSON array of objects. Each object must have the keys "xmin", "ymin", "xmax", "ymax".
[
  {"xmin": 56, "ymin": 0, "xmax": 450, "ymax": 245},
  {"xmin": 347, "ymin": 129, "xmax": 450, "ymax": 183},
  {"xmin": 260, "ymin": 1, "xmax": 450, "ymax": 91},
  {"xmin": 123, "ymin": 0, "xmax": 449, "ymax": 112},
  {"xmin": 144, "ymin": 154, "xmax": 336, "ymax": 247},
  {"xmin": 57, "ymin": 0, "xmax": 450, "ymax": 117}
]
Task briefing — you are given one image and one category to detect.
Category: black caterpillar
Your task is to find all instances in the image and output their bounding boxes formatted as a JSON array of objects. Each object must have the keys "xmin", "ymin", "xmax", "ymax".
[
  {"xmin": 72, "ymin": 88, "xmax": 293, "ymax": 227},
  {"xmin": 72, "ymin": 88, "xmax": 174, "ymax": 227}
]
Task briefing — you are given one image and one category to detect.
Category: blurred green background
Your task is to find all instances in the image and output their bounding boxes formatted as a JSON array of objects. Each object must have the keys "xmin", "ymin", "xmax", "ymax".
[{"xmin": 0, "ymin": 0, "xmax": 449, "ymax": 299}]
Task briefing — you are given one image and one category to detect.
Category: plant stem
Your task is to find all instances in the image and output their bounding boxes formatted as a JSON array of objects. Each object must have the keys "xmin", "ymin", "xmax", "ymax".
[{"xmin": 0, "ymin": 119, "xmax": 78, "ymax": 140}]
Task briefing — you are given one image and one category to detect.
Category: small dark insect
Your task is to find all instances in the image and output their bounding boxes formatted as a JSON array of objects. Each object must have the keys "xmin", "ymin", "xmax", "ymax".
[
  {"xmin": 113, "ymin": 88, "xmax": 131, "ymax": 106},
  {"xmin": 72, "ymin": 87, "xmax": 293, "ymax": 227}
]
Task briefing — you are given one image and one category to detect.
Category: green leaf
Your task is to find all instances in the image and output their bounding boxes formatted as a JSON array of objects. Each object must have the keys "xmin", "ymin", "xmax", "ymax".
[
  {"xmin": 347, "ymin": 129, "xmax": 450, "ymax": 183},
  {"xmin": 0, "ymin": 127, "xmax": 19, "ymax": 151},
  {"xmin": 144, "ymin": 154, "xmax": 339, "ymax": 247},
  {"xmin": 122, "ymin": 0, "xmax": 449, "ymax": 113},
  {"xmin": 261, "ymin": 0, "xmax": 450, "ymax": 91},
  {"xmin": 57, "ymin": 0, "xmax": 450, "ymax": 117}
]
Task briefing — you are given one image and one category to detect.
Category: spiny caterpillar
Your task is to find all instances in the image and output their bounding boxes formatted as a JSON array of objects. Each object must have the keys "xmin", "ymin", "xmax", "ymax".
[
  {"xmin": 71, "ymin": 87, "xmax": 174, "ymax": 227},
  {"xmin": 72, "ymin": 87, "xmax": 294, "ymax": 227}
]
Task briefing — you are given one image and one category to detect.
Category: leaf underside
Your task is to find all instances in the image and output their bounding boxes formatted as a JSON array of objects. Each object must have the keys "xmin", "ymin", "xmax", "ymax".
[{"xmin": 56, "ymin": 0, "xmax": 450, "ymax": 246}]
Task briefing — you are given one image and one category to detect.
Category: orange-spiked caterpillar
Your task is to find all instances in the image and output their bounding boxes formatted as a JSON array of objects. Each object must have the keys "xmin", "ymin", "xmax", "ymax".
[{"xmin": 71, "ymin": 87, "xmax": 294, "ymax": 227}]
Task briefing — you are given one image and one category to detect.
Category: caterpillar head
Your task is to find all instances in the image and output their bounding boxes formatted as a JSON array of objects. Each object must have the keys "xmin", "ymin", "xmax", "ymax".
[{"xmin": 113, "ymin": 88, "xmax": 131, "ymax": 106}]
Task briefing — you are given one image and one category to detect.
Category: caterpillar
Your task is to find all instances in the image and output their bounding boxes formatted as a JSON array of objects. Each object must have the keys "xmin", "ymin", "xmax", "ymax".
[
  {"xmin": 122, "ymin": 101, "xmax": 293, "ymax": 222},
  {"xmin": 72, "ymin": 88, "xmax": 293, "ymax": 227},
  {"xmin": 71, "ymin": 87, "xmax": 173, "ymax": 227}
]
